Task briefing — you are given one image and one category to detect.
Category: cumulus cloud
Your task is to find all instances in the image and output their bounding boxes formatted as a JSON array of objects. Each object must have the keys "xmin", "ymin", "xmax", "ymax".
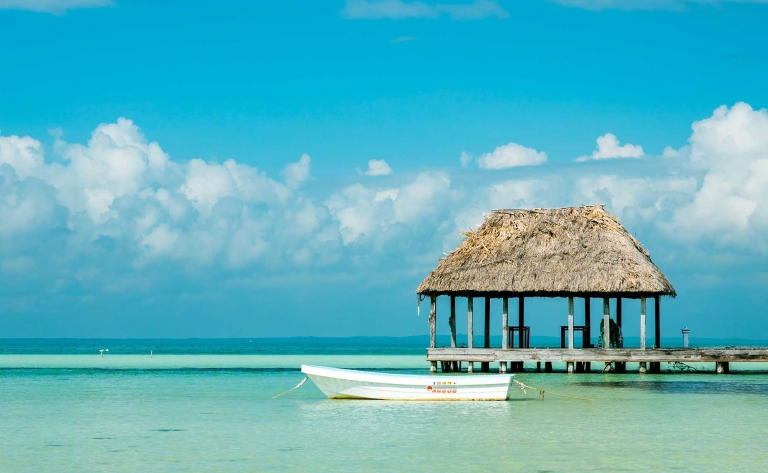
[
  {"xmin": 668, "ymin": 102, "xmax": 768, "ymax": 251},
  {"xmin": 341, "ymin": 0, "xmax": 508, "ymax": 20},
  {"xmin": 0, "ymin": 132, "xmax": 44, "ymax": 179},
  {"xmin": 2, "ymin": 103, "xmax": 768, "ymax": 302},
  {"xmin": 476, "ymin": 142, "xmax": 548, "ymax": 169},
  {"xmin": 363, "ymin": 159, "xmax": 393, "ymax": 176},
  {"xmin": 459, "ymin": 150, "xmax": 473, "ymax": 167},
  {"xmin": 0, "ymin": 119, "xmax": 331, "ymax": 275},
  {"xmin": 550, "ymin": 0, "xmax": 768, "ymax": 11},
  {"xmin": 0, "ymin": 0, "xmax": 113, "ymax": 14},
  {"xmin": 282, "ymin": 154, "xmax": 312, "ymax": 189},
  {"xmin": 576, "ymin": 133, "xmax": 644, "ymax": 162}
]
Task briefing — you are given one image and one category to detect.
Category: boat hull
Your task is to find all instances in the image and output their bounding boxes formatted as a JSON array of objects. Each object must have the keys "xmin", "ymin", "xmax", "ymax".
[{"xmin": 301, "ymin": 365, "xmax": 514, "ymax": 401}]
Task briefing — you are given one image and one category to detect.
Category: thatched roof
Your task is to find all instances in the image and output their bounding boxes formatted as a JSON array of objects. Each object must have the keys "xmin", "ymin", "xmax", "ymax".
[{"xmin": 416, "ymin": 205, "xmax": 675, "ymax": 298}]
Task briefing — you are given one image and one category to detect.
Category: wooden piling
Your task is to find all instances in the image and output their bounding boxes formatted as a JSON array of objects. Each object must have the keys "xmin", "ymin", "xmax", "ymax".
[{"xmin": 716, "ymin": 362, "xmax": 730, "ymax": 374}]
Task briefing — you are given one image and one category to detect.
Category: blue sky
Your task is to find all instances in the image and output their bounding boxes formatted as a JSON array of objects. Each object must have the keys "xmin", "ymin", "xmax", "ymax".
[{"xmin": 1, "ymin": 0, "xmax": 768, "ymax": 340}]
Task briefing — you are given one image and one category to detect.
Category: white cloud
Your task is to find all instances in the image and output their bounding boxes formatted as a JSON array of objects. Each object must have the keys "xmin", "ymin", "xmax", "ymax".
[
  {"xmin": 282, "ymin": 154, "xmax": 312, "ymax": 189},
  {"xmin": 364, "ymin": 159, "xmax": 393, "ymax": 176},
  {"xmin": 0, "ymin": 0, "xmax": 113, "ymax": 14},
  {"xmin": 0, "ymin": 133, "xmax": 44, "ymax": 179},
  {"xmin": 476, "ymin": 142, "xmax": 547, "ymax": 169},
  {"xmin": 576, "ymin": 133, "xmax": 644, "ymax": 162},
  {"xmin": 2, "ymin": 103, "xmax": 768, "ymax": 302},
  {"xmin": 459, "ymin": 150, "xmax": 472, "ymax": 167},
  {"xmin": 550, "ymin": 0, "xmax": 768, "ymax": 11},
  {"xmin": 668, "ymin": 102, "xmax": 768, "ymax": 251},
  {"xmin": 341, "ymin": 0, "xmax": 508, "ymax": 20}
]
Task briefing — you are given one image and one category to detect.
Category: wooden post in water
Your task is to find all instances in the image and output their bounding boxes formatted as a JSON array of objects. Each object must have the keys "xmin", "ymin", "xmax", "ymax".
[
  {"xmin": 429, "ymin": 295, "xmax": 437, "ymax": 373},
  {"xmin": 639, "ymin": 296, "xmax": 647, "ymax": 374},
  {"xmin": 567, "ymin": 296, "xmax": 575, "ymax": 374},
  {"xmin": 500, "ymin": 297, "xmax": 508, "ymax": 373},
  {"xmin": 467, "ymin": 297, "xmax": 474, "ymax": 373},
  {"xmin": 584, "ymin": 297, "xmax": 591, "ymax": 372},
  {"xmin": 603, "ymin": 297, "xmax": 611, "ymax": 373},
  {"xmin": 482, "ymin": 297, "xmax": 491, "ymax": 372}
]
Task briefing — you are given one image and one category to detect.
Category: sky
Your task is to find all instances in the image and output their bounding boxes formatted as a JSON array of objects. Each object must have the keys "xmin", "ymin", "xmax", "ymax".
[{"xmin": 1, "ymin": 0, "xmax": 768, "ymax": 340}]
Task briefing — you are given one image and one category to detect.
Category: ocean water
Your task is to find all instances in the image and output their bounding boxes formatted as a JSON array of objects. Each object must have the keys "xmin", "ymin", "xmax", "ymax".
[{"xmin": 2, "ymin": 341, "xmax": 768, "ymax": 472}]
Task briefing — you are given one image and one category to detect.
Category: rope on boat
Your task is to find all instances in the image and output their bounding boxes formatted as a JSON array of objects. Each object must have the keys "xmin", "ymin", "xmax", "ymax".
[
  {"xmin": 273, "ymin": 376, "xmax": 308, "ymax": 399},
  {"xmin": 512, "ymin": 378, "xmax": 592, "ymax": 402}
]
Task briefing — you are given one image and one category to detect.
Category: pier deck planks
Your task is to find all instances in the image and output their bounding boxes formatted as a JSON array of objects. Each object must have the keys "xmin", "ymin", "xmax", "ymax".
[{"xmin": 427, "ymin": 347, "xmax": 768, "ymax": 363}]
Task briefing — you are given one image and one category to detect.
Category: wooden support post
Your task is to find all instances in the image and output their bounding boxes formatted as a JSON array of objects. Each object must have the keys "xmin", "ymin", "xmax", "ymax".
[
  {"xmin": 640, "ymin": 297, "xmax": 646, "ymax": 350},
  {"xmin": 500, "ymin": 297, "xmax": 508, "ymax": 373},
  {"xmin": 518, "ymin": 297, "xmax": 525, "ymax": 349},
  {"xmin": 449, "ymin": 296, "xmax": 457, "ymax": 348},
  {"xmin": 615, "ymin": 297, "xmax": 625, "ymax": 372},
  {"xmin": 544, "ymin": 362, "xmax": 553, "ymax": 373},
  {"xmin": 655, "ymin": 296, "xmax": 661, "ymax": 348},
  {"xmin": 603, "ymin": 297, "xmax": 611, "ymax": 372},
  {"xmin": 467, "ymin": 297, "xmax": 474, "ymax": 373},
  {"xmin": 603, "ymin": 297, "xmax": 611, "ymax": 349},
  {"xmin": 430, "ymin": 295, "xmax": 437, "ymax": 373},
  {"xmin": 568, "ymin": 297, "xmax": 575, "ymax": 349},
  {"xmin": 652, "ymin": 296, "xmax": 661, "ymax": 373},
  {"xmin": 584, "ymin": 297, "xmax": 591, "ymax": 372},
  {"xmin": 518, "ymin": 297, "xmax": 526, "ymax": 373},
  {"xmin": 467, "ymin": 297, "xmax": 474, "ymax": 349},
  {"xmin": 482, "ymin": 297, "xmax": 491, "ymax": 372}
]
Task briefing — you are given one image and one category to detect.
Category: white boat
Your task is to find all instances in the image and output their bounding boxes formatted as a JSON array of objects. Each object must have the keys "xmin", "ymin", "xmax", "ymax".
[{"xmin": 301, "ymin": 365, "xmax": 514, "ymax": 401}]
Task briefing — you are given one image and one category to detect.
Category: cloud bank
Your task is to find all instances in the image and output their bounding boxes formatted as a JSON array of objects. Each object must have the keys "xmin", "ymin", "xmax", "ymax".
[
  {"xmin": 0, "ymin": 0, "xmax": 113, "ymax": 14},
  {"xmin": 1, "ymin": 102, "xmax": 767, "ymax": 300},
  {"xmin": 341, "ymin": 0, "xmax": 509, "ymax": 20}
]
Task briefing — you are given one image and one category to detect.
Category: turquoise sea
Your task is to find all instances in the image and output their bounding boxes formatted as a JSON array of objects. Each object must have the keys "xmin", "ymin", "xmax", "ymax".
[{"xmin": 2, "ymin": 340, "xmax": 767, "ymax": 472}]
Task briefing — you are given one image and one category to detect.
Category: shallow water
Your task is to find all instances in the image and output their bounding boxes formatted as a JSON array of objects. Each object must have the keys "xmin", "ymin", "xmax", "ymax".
[{"xmin": 2, "ymin": 353, "xmax": 767, "ymax": 472}]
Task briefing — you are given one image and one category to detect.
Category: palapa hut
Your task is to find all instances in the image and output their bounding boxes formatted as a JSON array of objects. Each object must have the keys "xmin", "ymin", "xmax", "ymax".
[{"xmin": 416, "ymin": 205, "xmax": 676, "ymax": 374}]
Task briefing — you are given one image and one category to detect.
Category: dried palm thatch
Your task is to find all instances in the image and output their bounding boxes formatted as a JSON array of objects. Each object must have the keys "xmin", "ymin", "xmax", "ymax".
[{"xmin": 416, "ymin": 205, "xmax": 675, "ymax": 298}]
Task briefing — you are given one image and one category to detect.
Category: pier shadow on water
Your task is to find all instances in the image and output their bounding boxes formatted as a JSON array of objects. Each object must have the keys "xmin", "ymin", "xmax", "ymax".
[{"xmin": 575, "ymin": 379, "xmax": 768, "ymax": 395}]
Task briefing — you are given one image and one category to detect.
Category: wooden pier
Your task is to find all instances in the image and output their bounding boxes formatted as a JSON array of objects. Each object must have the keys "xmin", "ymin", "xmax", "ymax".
[
  {"xmin": 415, "ymin": 207, "xmax": 767, "ymax": 375},
  {"xmin": 428, "ymin": 347, "xmax": 768, "ymax": 373}
]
